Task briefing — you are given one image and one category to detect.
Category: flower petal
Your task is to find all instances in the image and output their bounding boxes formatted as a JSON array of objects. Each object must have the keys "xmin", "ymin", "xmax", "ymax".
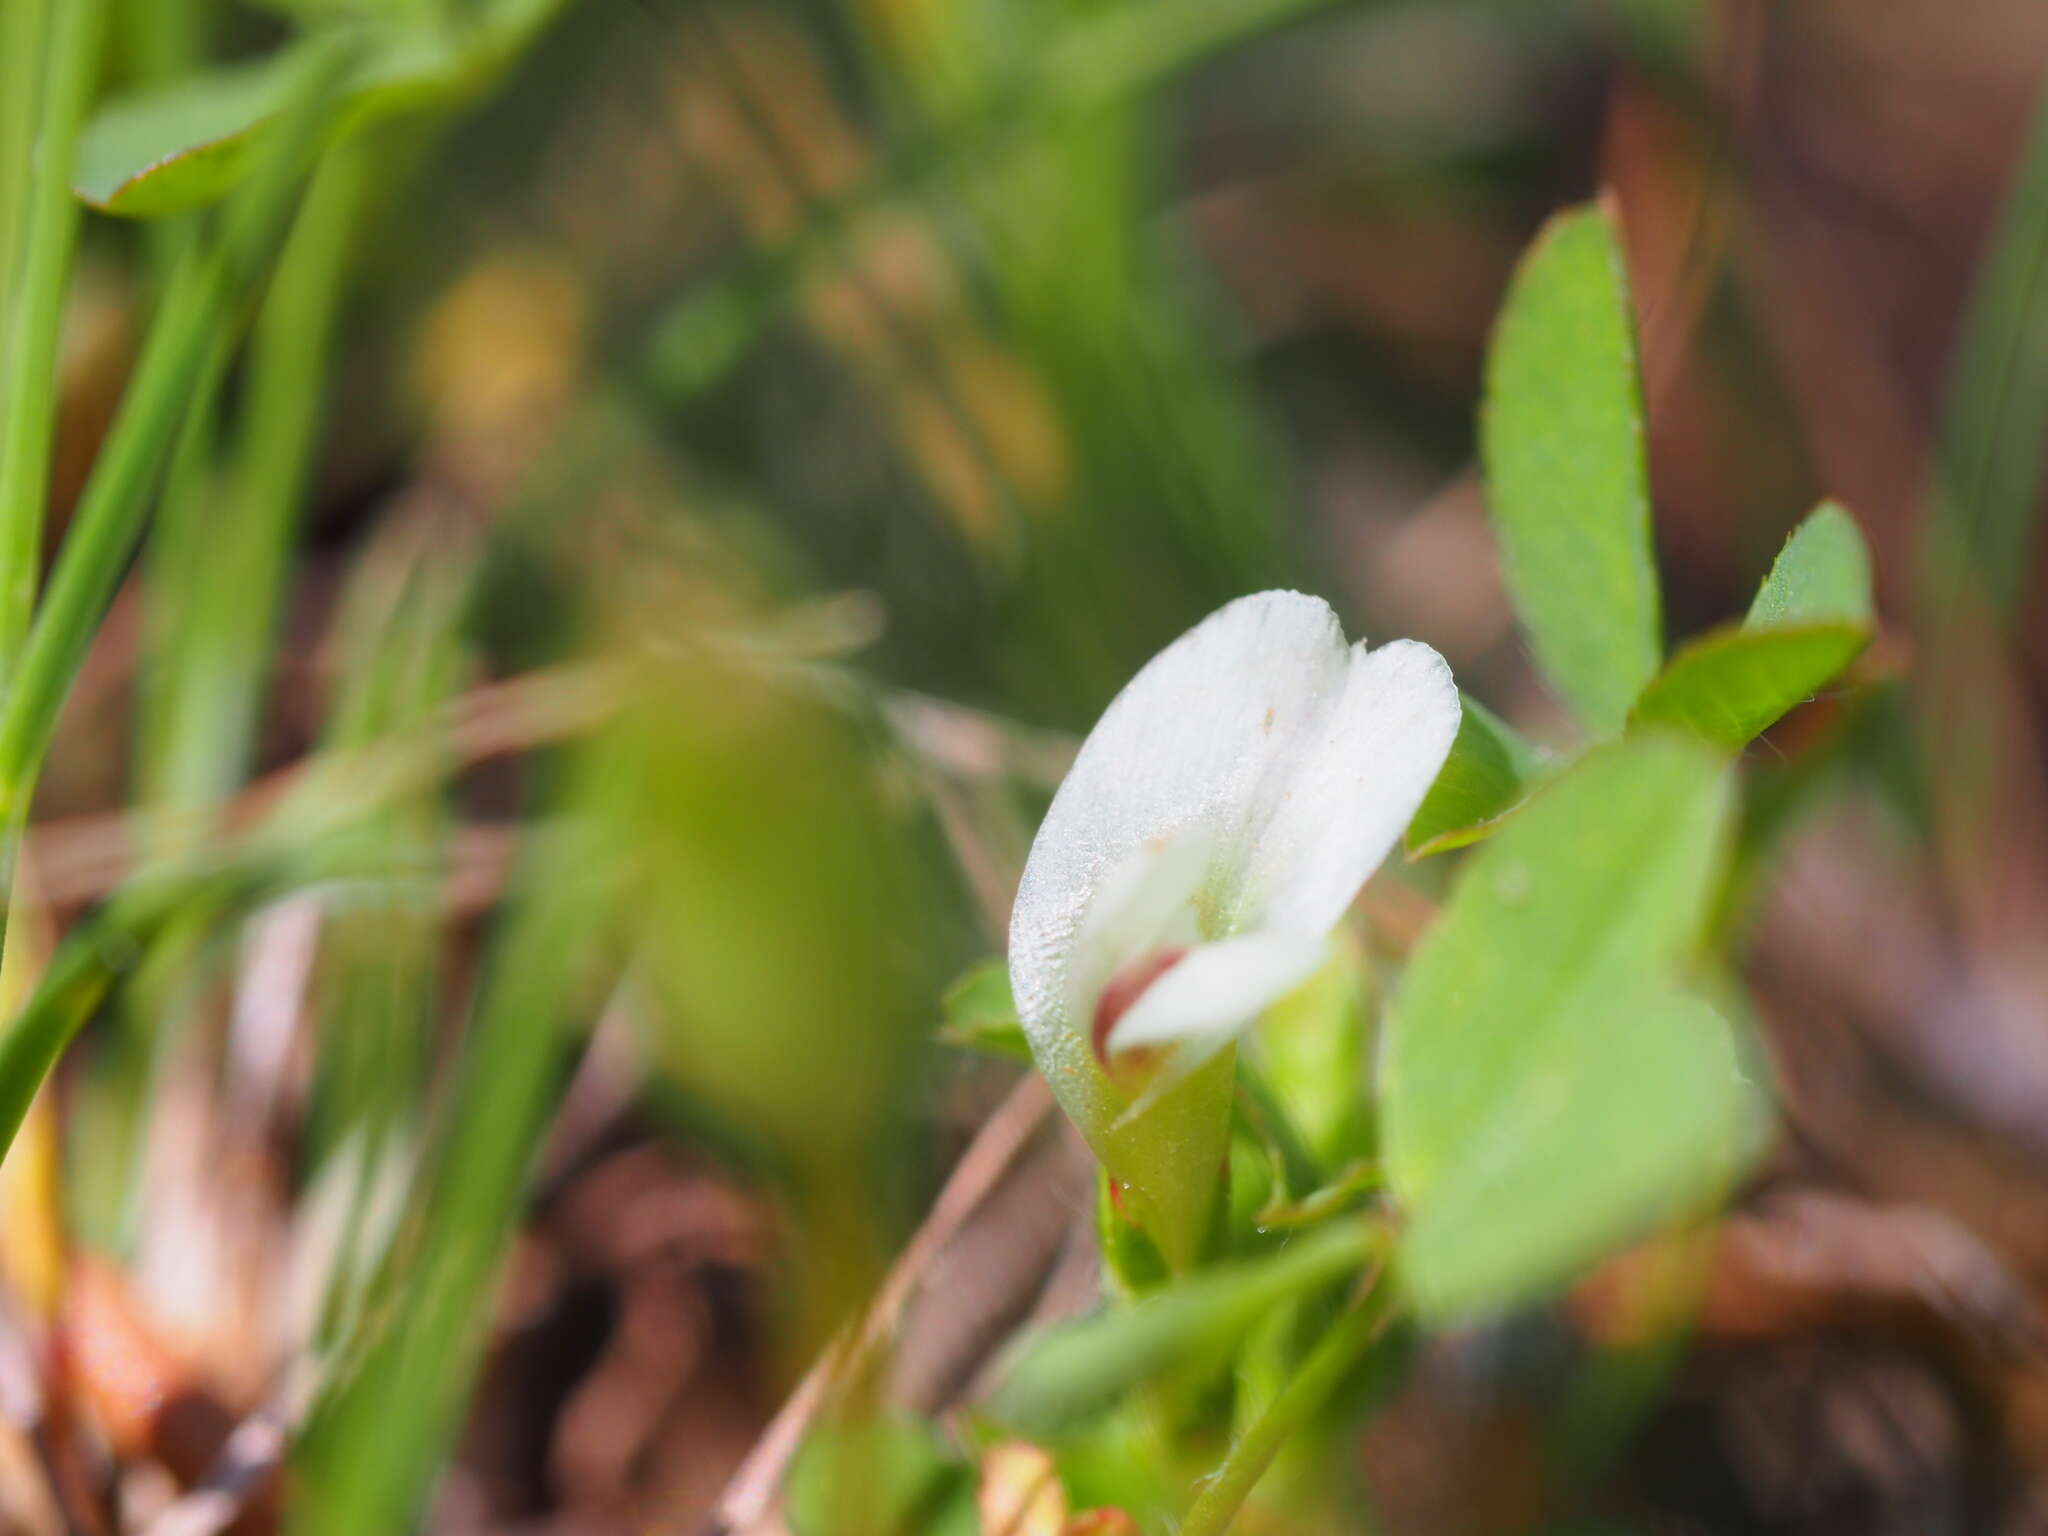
[
  {"xmin": 1233, "ymin": 637, "xmax": 1461, "ymax": 935},
  {"xmin": 1065, "ymin": 825, "xmax": 1215, "ymax": 1028},
  {"xmin": 1008, "ymin": 592, "xmax": 1353, "ymax": 1134},
  {"xmin": 1104, "ymin": 931, "xmax": 1328, "ymax": 1056}
]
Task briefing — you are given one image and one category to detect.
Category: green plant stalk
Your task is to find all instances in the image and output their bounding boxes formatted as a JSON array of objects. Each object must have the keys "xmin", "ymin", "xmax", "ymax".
[
  {"xmin": 0, "ymin": 0, "xmax": 51, "ymax": 311},
  {"xmin": 98, "ymin": 127, "xmax": 366, "ymax": 1226},
  {"xmin": 294, "ymin": 808, "xmax": 616, "ymax": 1536},
  {"xmin": 304, "ymin": 515, "xmax": 474, "ymax": 1340},
  {"xmin": 134, "ymin": 340, "xmax": 229, "ymax": 824},
  {"xmin": 147, "ymin": 139, "xmax": 371, "ymax": 817},
  {"xmin": 1924, "ymin": 72, "xmax": 2048, "ymax": 625},
  {"xmin": 124, "ymin": 0, "xmax": 207, "ymax": 290},
  {"xmin": 0, "ymin": 0, "xmax": 107, "ymax": 671},
  {"xmin": 0, "ymin": 41, "xmax": 349, "ymax": 827},
  {"xmin": 1178, "ymin": 1259, "xmax": 1394, "ymax": 1536},
  {"xmin": 0, "ymin": 849, "xmax": 284, "ymax": 1159},
  {"xmin": 124, "ymin": 0, "xmax": 203, "ymax": 81},
  {"xmin": 0, "ymin": 47, "xmax": 350, "ymax": 1155}
]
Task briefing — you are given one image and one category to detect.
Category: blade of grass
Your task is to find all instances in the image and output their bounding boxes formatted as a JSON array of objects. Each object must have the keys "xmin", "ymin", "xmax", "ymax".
[
  {"xmin": 123, "ymin": 0, "xmax": 208, "ymax": 290},
  {"xmin": 1914, "ymin": 73, "xmax": 2048, "ymax": 924},
  {"xmin": 293, "ymin": 799, "xmax": 617, "ymax": 1536},
  {"xmin": 0, "ymin": 842, "xmax": 295, "ymax": 1160},
  {"xmin": 144, "ymin": 138, "xmax": 372, "ymax": 815},
  {"xmin": 304, "ymin": 512, "xmax": 473, "ymax": 1341},
  {"xmin": 0, "ymin": 0, "xmax": 52, "ymax": 313},
  {"xmin": 83, "ymin": 136, "xmax": 380, "ymax": 1245},
  {"xmin": 0, "ymin": 43, "xmax": 353, "ymax": 1160},
  {"xmin": 0, "ymin": 651, "xmax": 622, "ymax": 1171},
  {"xmin": 0, "ymin": 39, "xmax": 352, "ymax": 828},
  {"xmin": 0, "ymin": 0, "xmax": 108, "ymax": 669},
  {"xmin": 1925, "ymin": 74, "xmax": 2048, "ymax": 623}
]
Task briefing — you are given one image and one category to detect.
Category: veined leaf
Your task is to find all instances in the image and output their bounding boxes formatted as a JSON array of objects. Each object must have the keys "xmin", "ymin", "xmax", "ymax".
[
  {"xmin": 1406, "ymin": 694, "xmax": 1545, "ymax": 856},
  {"xmin": 1382, "ymin": 736, "xmax": 1756, "ymax": 1320},
  {"xmin": 1630, "ymin": 623, "xmax": 1866, "ymax": 748},
  {"xmin": 1481, "ymin": 204, "xmax": 1662, "ymax": 735}
]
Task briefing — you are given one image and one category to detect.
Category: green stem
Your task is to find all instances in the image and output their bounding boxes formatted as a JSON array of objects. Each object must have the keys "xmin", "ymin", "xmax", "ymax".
[
  {"xmin": 0, "ymin": 247, "xmax": 216, "ymax": 814},
  {"xmin": 0, "ymin": 0, "xmax": 51, "ymax": 311},
  {"xmin": 0, "ymin": 854, "xmax": 275, "ymax": 1160},
  {"xmin": 145, "ymin": 139, "xmax": 370, "ymax": 819},
  {"xmin": 1178, "ymin": 1259, "xmax": 1394, "ymax": 1536},
  {"xmin": 295, "ymin": 807, "xmax": 615, "ymax": 1536},
  {"xmin": 124, "ymin": 0, "xmax": 207, "ymax": 290},
  {"xmin": 0, "ymin": 0, "xmax": 107, "ymax": 672},
  {"xmin": 0, "ymin": 41, "xmax": 348, "ymax": 820}
]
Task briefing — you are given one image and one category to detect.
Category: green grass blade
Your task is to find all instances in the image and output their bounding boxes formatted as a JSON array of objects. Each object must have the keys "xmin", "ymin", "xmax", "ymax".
[
  {"xmin": 0, "ymin": 0, "xmax": 52, "ymax": 314},
  {"xmin": 143, "ymin": 139, "xmax": 371, "ymax": 814},
  {"xmin": 1924, "ymin": 78, "xmax": 2048, "ymax": 622},
  {"xmin": 292, "ymin": 809, "xmax": 615, "ymax": 1536},
  {"xmin": 0, "ymin": 0, "xmax": 107, "ymax": 671},
  {"xmin": 0, "ymin": 42, "xmax": 349, "ymax": 823}
]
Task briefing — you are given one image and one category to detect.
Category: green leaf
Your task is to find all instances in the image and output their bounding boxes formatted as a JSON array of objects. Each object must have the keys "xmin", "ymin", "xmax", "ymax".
[
  {"xmin": 937, "ymin": 957, "xmax": 1031, "ymax": 1062},
  {"xmin": 74, "ymin": 29, "xmax": 467, "ymax": 217},
  {"xmin": 786, "ymin": 1416, "xmax": 979, "ymax": 1536},
  {"xmin": 1629, "ymin": 623, "xmax": 1866, "ymax": 748},
  {"xmin": 1381, "ymin": 736, "xmax": 1757, "ymax": 1320},
  {"xmin": 1481, "ymin": 204, "xmax": 1662, "ymax": 734},
  {"xmin": 1398, "ymin": 988, "xmax": 1753, "ymax": 1320},
  {"xmin": 1746, "ymin": 502, "xmax": 1874, "ymax": 630},
  {"xmin": 1627, "ymin": 503, "xmax": 1874, "ymax": 749},
  {"xmin": 989, "ymin": 1217, "xmax": 1379, "ymax": 1436},
  {"xmin": 1405, "ymin": 695, "xmax": 1546, "ymax": 857},
  {"xmin": 1926, "ymin": 76, "xmax": 2048, "ymax": 622}
]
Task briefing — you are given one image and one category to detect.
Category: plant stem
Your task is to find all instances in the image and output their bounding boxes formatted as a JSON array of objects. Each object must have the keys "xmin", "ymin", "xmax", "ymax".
[
  {"xmin": 144, "ymin": 138, "xmax": 370, "ymax": 820},
  {"xmin": 0, "ymin": 40, "xmax": 348, "ymax": 822},
  {"xmin": 124, "ymin": 0, "xmax": 208, "ymax": 291},
  {"xmin": 0, "ymin": 0, "xmax": 51, "ymax": 311},
  {"xmin": 0, "ymin": 0, "xmax": 107, "ymax": 672},
  {"xmin": 295, "ymin": 803, "xmax": 616, "ymax": 1536},
  {"xmin": 1178, "ymin": 1257, "xmax": 1395, "ymax": 1536}
]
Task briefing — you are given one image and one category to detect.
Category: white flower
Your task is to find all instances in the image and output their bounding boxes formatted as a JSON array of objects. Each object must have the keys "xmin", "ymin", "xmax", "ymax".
[{"xmin": 1008, "ymin": 591, "xmax": 1459, "ymax": 1252}]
